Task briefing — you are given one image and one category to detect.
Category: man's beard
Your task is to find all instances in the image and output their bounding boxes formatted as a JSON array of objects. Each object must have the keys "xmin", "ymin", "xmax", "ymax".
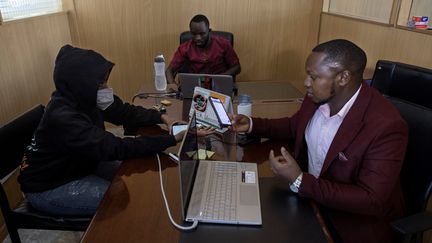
[
  {"xmin": 317, "ymin": 83, "xmax": 336, "ymax": 106},
  {"xmin": 196, "ymin": 36, "xmax": 209, "ymax": 48}
]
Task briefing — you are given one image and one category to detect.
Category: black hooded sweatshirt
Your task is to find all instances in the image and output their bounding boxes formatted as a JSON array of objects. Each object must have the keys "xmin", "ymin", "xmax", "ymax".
[{"xmin": 18, "ymin": 45, "xmax": 176, "ymax": 193}]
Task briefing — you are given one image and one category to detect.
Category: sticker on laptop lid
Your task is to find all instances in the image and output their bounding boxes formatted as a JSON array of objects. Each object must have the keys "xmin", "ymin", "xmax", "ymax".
[{"xmin": 242, "ymin": 171, "xmax": 256, "ymax": 184}]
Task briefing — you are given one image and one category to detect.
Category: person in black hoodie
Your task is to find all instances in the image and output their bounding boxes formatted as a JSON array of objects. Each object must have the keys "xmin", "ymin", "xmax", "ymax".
[{"xmin": 18, "ymin": 45, "xmax": 184, "ymax": 216}]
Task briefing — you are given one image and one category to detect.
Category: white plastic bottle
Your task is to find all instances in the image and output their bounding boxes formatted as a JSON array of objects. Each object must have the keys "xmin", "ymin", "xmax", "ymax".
[
  {"xmin": 154, "ymin": 54, "xmax": 167, "ymax": 91},
  {"xmin": 237, "ymin": 94, "xmax": 252, "ymax": 117}
]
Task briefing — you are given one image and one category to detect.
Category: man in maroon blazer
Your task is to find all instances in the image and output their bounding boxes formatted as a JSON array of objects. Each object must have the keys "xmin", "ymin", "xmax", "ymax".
[{"xmin": 231, "ymin": 39, "xmax": 408, "ymax": 243}]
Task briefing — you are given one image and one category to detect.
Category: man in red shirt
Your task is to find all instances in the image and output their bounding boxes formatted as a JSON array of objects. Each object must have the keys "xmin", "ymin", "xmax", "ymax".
[{"xmin": 166, "ymin": 14, "xmax": 241, "ymax": 89}]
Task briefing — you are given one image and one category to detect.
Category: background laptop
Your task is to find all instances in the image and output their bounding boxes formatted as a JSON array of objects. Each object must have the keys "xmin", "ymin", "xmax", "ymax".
[
  {"xmin": 178, "ymin": 73, "xmax": 234, "ymax": 98},
  {"xmin": 178, "ymin": 111, "xmax": 262, "ymax": 225}
]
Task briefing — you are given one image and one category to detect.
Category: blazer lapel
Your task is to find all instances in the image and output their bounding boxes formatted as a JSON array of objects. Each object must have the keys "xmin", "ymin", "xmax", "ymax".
[{"xmin": 320, "ymin": 84, "xmax": 371, "ymax": 175}]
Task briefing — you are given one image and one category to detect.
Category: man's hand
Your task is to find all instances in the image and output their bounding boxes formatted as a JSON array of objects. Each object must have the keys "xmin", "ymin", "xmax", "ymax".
[
  {"xmin": 174, "ymin": 130, "xmax": 186, "ymax": 142},
  {"xmin": 269, "ymin": 147, "xmax": 302, "ymax": 183},
  {"xmin": 197, "ymin": 126, "xmax": 216, "ymax": 136},
  {"xmin": 167, "ymin": 83, "xmax": 178, "ymax": 93},
  {"xmin": 229, "ymin": 114, "xmax": 250, "ymax": 133},
  {"xmin": 165, "ymin": 67, "xmax": 177, "ymax": 85}
]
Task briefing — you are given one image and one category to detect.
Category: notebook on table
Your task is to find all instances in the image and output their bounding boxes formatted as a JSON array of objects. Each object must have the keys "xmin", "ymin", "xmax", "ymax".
[
  {"xmin": 178, "ymin": 73, "xmax": 234, "ymax": 98},
  {"xmin": 178, "ymin": 111, "xmax": 262, "ymax": 225}
]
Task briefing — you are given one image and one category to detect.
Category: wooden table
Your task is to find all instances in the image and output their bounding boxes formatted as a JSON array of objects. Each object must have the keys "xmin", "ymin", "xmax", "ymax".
[
  {"xmin": 131, "ymin": 80, "xmax": 304, "ymax": 119},
  {"xmin": 236, "ymin": 80, "xmax": 303, "ymax": 101},
  {"xmin": 81, "ymin": 82, "xmax": 332, "ymax": 242}
]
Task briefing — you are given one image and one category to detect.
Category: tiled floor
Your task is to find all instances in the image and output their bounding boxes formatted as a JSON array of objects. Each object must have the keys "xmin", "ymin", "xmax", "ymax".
[{"xmin": 3, "ymin": 230, "xmax": 83, "ymax": 243}]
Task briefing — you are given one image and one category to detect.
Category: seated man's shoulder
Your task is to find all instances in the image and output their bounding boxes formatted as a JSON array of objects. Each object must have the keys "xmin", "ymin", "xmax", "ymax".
[
  {"xmin": 370, "ymin": 90, "xmax": 400, "ymax": 115},
  {"xmin": 180, "ymin": 39, "xmax": 194, "ymax": 49},
  {"xmin": 177, "ymin": 41, "xmax": 195, "ymax": 56},
  {"xmin": 364, "ymin": 93, "xmax": 407, "ymax": 129}
]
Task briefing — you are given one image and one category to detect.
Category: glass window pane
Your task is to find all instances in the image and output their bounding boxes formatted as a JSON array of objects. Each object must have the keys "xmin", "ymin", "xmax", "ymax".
[{"xmin": 0, "ymin": 0, "xmax": 62, "ymax": 21}]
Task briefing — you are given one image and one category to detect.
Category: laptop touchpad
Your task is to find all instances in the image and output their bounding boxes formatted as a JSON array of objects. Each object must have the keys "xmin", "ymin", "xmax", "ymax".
[{"xmin": 239, "ymin": 185, "xmax": 259, "ymax": 206}]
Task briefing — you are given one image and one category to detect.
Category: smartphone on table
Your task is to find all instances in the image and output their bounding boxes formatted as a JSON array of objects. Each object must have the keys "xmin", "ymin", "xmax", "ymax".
[
  {"xmin": 171, "ymin": 124, "xmax": 188, "ymax": 136},
  {"xmin": 209, "ymin": 96, "xmax": 232, "ymax": 127}
]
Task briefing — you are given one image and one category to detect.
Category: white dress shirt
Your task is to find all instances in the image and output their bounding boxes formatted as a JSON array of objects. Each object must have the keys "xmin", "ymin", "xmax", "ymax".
[{"xmin": 305, "ymin": 85, "xmax": 362, "ymax": 178}]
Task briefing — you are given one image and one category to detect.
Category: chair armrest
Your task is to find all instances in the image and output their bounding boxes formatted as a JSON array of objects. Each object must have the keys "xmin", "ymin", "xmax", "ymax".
[{"xmin": 391, "ymin": 211, "xmax": 432, "ymax": 235}]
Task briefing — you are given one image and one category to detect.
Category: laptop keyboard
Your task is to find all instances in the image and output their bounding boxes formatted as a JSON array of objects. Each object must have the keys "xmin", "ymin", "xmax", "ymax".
[{"xmin": 202, "ymin": 162, "xmax": 237, "ymax": 221}]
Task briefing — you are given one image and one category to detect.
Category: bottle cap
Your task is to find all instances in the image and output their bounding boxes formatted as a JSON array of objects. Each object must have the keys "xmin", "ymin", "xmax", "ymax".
[
  {"xmin": 237, "ymin": 94, "xmax": 252, "ymax": 104},
  {"xmin": 154, "ymin": 54, "xmax": 165, "ymax": 62}
]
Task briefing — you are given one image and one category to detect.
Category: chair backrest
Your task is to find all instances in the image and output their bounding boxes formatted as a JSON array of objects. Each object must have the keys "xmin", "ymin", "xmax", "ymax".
[
  {"xmin": 371, "ymin": 60, "xmax": 432, "ymax": 110},
  {"xmin": 0, "ymin": 105, "xmax": 44, "ymax": 179},
  {"xmin": 179, "ymin": 30, "xmax": 234, "ymax": 46},
  {"xmin": 387, "ymin": 97, "xmax": 432, "ymax": 215}
]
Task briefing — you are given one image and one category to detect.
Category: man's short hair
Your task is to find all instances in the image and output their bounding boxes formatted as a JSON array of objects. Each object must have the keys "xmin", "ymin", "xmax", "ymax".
[
  {"xmin": 190, "ymin": 14, "xmax": 210, "ymax": 28},
  {"xmin": 312, "ymin": 39, "xmax": 367, "ymax": 75}
]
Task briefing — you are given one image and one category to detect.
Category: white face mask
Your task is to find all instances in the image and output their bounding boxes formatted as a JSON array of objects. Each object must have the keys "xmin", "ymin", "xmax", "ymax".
[{"xmin": 96, "ymin": 88, "xmax": 114, "ymax": 110}]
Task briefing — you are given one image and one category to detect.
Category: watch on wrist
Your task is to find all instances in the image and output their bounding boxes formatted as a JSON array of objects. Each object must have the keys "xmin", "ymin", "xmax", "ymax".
[{"xmin": 289, "ymin": 173, "xmax": 303, "ymax": 193}]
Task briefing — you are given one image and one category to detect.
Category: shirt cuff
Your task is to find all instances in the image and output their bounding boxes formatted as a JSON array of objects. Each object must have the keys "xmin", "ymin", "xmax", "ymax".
[{"xmin": 247, "ymin": 116, "xmax": 253, "ymax": 133}]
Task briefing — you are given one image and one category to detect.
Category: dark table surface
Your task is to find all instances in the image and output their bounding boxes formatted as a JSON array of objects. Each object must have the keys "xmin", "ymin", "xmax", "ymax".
[
  {"xmin": 180, "ymin": 177, "xmax": 327, "ymax": 243},
  {"xmin": 81, "ymin": 90, "xmax": 332, "ymax": 243}
]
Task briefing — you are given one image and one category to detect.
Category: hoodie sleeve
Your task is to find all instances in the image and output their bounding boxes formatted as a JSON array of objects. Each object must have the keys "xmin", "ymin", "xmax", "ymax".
[
  {"xmin": 49, "ymin": 108, "xmax": 176, "ymax": 161},
  {"xmin": 103, "ymin": 95, "xmax": 163, "ymax": 127}
]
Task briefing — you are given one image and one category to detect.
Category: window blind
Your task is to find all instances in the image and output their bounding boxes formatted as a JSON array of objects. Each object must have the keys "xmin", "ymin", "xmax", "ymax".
[{"xmin": 0, "ymin": 0, "xmax": 62, "ymax": 21}]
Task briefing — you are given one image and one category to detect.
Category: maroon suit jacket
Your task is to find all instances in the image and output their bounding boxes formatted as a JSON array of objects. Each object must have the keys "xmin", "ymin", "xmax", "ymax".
[{"xmin": 251, "ymin": 84, "xmax": 408, "ymax": 243}]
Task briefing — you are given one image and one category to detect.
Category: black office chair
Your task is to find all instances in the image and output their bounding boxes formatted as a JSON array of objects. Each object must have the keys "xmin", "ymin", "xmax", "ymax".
[
  {"xmin": 0, "ymin": 105, "xmax": 91, "ymax": 243},
  {"xmin": 370, "ymin": 60, "xmax": 432, "ymax": 110},
  {"xmin": 386, "ymin": 97, "xmax": 432, "ymax": 243},
  {"xmin": 371, "ymin": 60, "xmax": 432, "ymax": 243}
]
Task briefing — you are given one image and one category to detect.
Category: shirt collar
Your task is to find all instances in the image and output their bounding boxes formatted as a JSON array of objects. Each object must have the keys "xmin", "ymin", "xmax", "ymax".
[{"xmin": 318, "ymin": 84, "xmax": 362, "ymax": 119}]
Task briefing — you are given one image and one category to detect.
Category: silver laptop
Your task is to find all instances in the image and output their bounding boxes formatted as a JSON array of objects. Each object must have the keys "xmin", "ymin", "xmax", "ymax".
[
  {"xmin": 178, "ymin": 111, "xmax": 262, "ymax": 225},
  {"xmin": 178, "ymin": 73, "xmax": 234, "ymax": 98}
]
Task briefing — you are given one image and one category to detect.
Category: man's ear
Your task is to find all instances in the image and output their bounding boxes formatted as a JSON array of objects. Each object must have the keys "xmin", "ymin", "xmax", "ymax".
[{"xmin": 338, "ymin": 70, "xmax": 351, "ymax": 86}]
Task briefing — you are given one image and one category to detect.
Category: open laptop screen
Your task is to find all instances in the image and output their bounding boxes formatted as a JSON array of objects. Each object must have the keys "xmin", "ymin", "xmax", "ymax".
[{"xmin": 178, "ymin": 111, "xmax": 199, "ymax": 219}]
